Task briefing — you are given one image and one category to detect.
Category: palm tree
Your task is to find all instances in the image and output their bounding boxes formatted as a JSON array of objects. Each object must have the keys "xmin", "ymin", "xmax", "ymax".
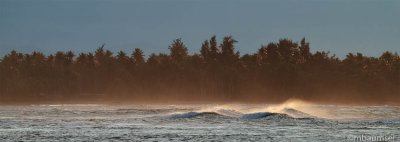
[
  {"xmin": 169, "ymin": 38, "xmax": 188, "ymax": 65},
  {"xmin": 132, "ymin": 48, "xmax": 145, "ymax": 66}
]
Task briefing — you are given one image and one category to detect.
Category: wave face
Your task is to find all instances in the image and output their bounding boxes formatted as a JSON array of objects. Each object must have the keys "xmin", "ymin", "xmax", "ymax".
[
  {"xmin": 163, "ymin": 112, "xmax": 222, "ymax": 119},
  {"xmin": 164, "ymin": 111, "xmax": 297, "ymax": 119},
  {"xmin": 240, "ymin": 112, "xmax": 291, "ymax": 119}
]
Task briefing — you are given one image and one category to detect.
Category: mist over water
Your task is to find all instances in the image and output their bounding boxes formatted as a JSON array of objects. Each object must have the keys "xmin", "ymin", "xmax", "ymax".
[
  {"xmin": 1, "ymin": 100, "xmax": 399, "ymax": 141},
  {"xmin": 163, "ymin": 99, "xmax": 400, "ymax": 120}
]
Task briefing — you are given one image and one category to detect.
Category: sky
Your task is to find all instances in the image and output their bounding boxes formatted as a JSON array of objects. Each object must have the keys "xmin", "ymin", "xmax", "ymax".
[{"xmin": 0, "ymin": 0, "xmax": 399, "ymax": 58}]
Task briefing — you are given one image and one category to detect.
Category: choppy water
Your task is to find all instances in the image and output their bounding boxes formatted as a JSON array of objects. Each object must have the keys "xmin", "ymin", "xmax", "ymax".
[{"xmin": 0, "ymin": 100, "xmax": 399, "ymax": 141}]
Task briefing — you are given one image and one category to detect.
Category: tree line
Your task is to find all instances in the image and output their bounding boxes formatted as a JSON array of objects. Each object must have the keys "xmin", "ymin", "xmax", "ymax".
[{"xmin": 0, "ymin": 36, "xmax": 399, "ymax": 104}]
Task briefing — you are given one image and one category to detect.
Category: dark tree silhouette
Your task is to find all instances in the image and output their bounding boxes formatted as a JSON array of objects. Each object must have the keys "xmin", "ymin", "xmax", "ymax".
[
  {"xmin": 170, "ymin": 39, "xmax": 188, "ymax": 58},
  {"xmin": 132, "ymin": 48, "xmax": 145, "ymax": 66},
  {"xmin": 0, "ymin": 35, "xmax": 399, "ymax": 104}
]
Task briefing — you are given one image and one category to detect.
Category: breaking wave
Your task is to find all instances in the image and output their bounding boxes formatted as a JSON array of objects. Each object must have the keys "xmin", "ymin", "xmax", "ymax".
[
  {"xmin": 281, "ymin": 108, "xmax": 315, "ymax": 118},
  {"xmin": 161, "ymin": 99, "xmax": 400, "ymax": 120},
  {"xmin": 162, "ymin": 108, "xmax": 311, "ymax": 119},
  {"xmin": 240, "ymin": 112, "xmax": 292, "ymax": 119}
]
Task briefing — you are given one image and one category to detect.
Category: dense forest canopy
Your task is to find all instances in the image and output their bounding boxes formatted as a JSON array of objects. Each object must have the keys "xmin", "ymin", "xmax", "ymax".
[{"xmin": 0, "ymin": 36, "xmax": 399, "ymax": 104}]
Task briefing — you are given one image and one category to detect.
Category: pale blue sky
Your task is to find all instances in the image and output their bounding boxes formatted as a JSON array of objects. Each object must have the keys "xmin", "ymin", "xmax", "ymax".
[{"xmin": 0, "ymin": 0, "xmax": 399, "ymax": 58}]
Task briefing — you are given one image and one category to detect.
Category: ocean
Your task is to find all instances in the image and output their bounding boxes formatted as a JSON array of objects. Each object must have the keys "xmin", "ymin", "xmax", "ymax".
[{"xmin": 0, "ymin": 100, "xmax": 399, "ymax": 141}]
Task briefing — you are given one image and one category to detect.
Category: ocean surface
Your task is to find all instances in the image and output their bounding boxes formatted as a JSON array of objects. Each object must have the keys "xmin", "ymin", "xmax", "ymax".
[{"xmin": 0, "ymin": 100, "xmax": 399, "ymax": 142}]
